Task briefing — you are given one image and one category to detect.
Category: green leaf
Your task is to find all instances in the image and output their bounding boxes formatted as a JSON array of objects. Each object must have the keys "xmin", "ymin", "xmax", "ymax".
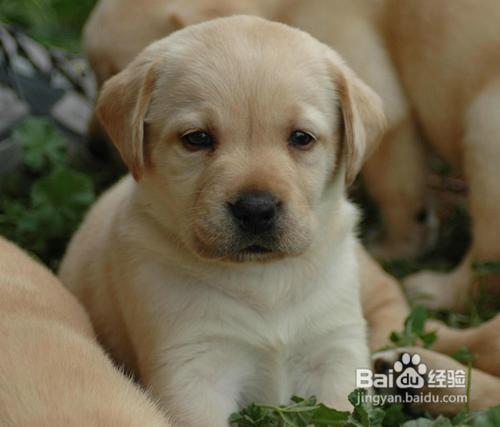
[
  {"xmin": 381, "ymin": 404, "xmax": 411, "ymax": 427},
  {"xmin": 29, "ymin": 171, "xmax": 91, "ymax": 240},
  {"xmin": 471, "ymin": 261, "xmax": 500, "ymax": 276},
  {"xmin": 451, "ymin": 347, "xmax": 475, "ymax": 364},
  {"xmin": 0, "ymin": 167, "xmax": 95, "ymax": 268},
  {"xmin": 31, "ymin": 166, "xmax": 94, "ymax": 215},
  {"xmin": 14, "ymin": 117, "xmax": 67, "ymax": 173},
  {"xmin": 452, "ymin": 408, "xmax": 470, "ymax": 425},
  {"xmin": 311, "ymin": 404, "xmax": 350, "ymax": 426},
  {"xmin": 348, "ymin": 389, "xmax": 384, "ymax": 427},
  {"xmin": 406, "ymin": 305, "xmax": 427, "ymax": 336},
  {"xmin": 389, "ymin": 305, "xmax": 436, "ymax": 348},
  {"xmin": 401, "ymin": 416, "xmax": 453, "ymax": 427},
  {"xmin": 420, "ymin": 331, "xmax": 438, "ymax": 348},
  {"xmin": 471, "ymin": 405, "xmax": 500, "ymax": 427},
  {"xmin": 278, "ymin": 411, "xmax": 301, "ymax": 426}
]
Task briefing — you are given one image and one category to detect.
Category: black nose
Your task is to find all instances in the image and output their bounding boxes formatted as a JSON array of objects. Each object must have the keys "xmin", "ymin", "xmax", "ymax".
[{"xmin": 229, "ymin": 192, "xmax": 280, "ymax": 233}]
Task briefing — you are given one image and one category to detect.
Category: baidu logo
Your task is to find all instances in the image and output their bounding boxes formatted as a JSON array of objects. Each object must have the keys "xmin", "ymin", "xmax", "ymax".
[
  {"xmin": 356, "ymin": 352, "xmax": 466, "ymax": 390},
  {"xmin": 393, "ymin": 353, "xmax": 427, "ymax": 389}
]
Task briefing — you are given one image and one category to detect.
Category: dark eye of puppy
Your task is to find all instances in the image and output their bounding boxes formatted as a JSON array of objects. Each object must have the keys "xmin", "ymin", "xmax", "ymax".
[
  {"xmin": 182, "ymin": 130, "xmax": 214, "ymax": 149},
  {"xmin": 415, "ymin": 208, "xmax": 429, "ymax": 224},
  {"xmin": 289, "ymin": 130, "xmax": 316, "ymax": 149}
]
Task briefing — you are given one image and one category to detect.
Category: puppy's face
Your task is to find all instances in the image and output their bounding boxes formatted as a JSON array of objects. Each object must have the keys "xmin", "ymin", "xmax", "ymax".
[{"xmin": 98, "ymin": 17, "xmax": 384, "ymax": 262}]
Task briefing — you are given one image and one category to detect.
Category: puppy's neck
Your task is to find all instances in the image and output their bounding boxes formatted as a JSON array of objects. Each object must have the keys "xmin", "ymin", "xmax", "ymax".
[{"xmin": 126, "ymin": 178, "xmax": 359, "ymax": 309}]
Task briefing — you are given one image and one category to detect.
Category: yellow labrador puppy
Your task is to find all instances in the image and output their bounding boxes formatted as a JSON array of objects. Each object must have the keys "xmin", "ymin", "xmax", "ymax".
[
  {"xmin": 60, "ymin": 16, "xmax": 385, "ymax": 425},
  {"xmin": 382, "ymin": 0, "xmax": 500, "ymax": 310},
  {"xmin": 84, "ymin": 0, "xmax": 284, "ymax": 86},
  {"xmin": 0, "ymin": 237, "xmax": 169, "ymax": 427}
]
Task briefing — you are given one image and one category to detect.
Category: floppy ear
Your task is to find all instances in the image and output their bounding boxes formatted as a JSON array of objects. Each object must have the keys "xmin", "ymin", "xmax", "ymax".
[
  {"xmin": 332, "ymin": 59, "xmax": 386, "ymax": 186},
  {"xmin": 96, "ymin": 56, "xmax": 159, "ymax": 181}
]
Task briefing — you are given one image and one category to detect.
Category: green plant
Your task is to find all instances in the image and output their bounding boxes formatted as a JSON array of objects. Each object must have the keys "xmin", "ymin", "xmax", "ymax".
[
  {"xmin": 0, "ymin": 0, "xmax": 97, "ymax": 51},
  {"xmin": 0, "ymin": 117, "xmax": 95, "ymax": 269},
  {"xmin": 230, "ymin": 389, "xmax": 500, "ymax": 427},
  {"xmin": 229, "ymin": 390, "xmax": 383, "ymax": 427},
  {"xmin": 387, "ymin": 305, "xmax": 437, "ymax": 349}
]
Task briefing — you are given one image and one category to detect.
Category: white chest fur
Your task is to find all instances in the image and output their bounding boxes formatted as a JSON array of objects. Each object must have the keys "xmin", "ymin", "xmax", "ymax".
[{"xmin": 119, "ymin": 232, "xmax": 367, "ymax": 420}]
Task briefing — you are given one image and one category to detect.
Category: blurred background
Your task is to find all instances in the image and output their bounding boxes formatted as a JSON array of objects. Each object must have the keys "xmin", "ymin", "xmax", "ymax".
[
  {"xmin": 0, "ymin": 0, "xmax": 122, "ymax": 270},
  {"xmin": 1, "ymin": 0, "xmax": 95, "ymax": 51}
]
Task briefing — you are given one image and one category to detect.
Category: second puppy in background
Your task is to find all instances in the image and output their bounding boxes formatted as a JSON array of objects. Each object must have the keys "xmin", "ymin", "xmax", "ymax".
[
  {"xmin": 84, "ymin": 0, "xmax": 284, "ymax": 86},
  {"xmin": 60, "ymin": 16, "xmax": 385, "ymax": 427}
]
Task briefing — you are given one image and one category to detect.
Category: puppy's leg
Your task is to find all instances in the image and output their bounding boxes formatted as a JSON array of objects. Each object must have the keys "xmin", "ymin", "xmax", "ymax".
[
  {"xmin": 404, "ymin": 80, "xmax": 500, "ymax": 310},
  {"xmin": 429, "ymin": 315, "xmax": 500, "ymax": 377},
  {"xmin": 463, "ymin": 80, "xmax": 500, "ymax": 298},
  {"xmin": 304, "ymin": 327, "xmax": 371, "ymax": 411},
  {"xmin": 373, "ymin": 347, "xmax": 500, "ymax": 415},
  {"xmin": 404, "ymin": 253, "xmax": 473, "ymax": 311},
  {"xmin": 358, "ymin": 245, "xmax": 409, "ymax": 351},
  {"xmin": 359, "ymin": 245, "xmax": 500, "ymax": 378},
  {"xmin": 360, "ymin": 252, "xmax": 500, "ymax": 377},
  {"xmin": 144, "ymin": 346, "xmax": 245, "ymax": 427}
]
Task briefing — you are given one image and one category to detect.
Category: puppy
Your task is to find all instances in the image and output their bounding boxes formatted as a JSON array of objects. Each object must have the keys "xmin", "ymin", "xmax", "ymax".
[
  {"xmin": 60, "ymin": 16, "xmax": 385, "ymax": 426},
  {"xmin": 0, "ymin": 237, "xmax": 169, "ymax": 427},
  {"xmin": 84, "ymin": 0, "xmax": 285, "ymax": 87},
  {"xmin": 381, "ymin": 0, "xmax": 500, "ymax": 310}
]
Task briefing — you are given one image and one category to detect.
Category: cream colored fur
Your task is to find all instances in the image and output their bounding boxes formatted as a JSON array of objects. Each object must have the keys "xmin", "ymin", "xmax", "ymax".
[
  {"xmin": 0, "ymin": 237, "xmax": 170, "ymax": 427},
  {"xmin": 382, "ymin": 0, "xmax": 500, "ymax": 310},
  {"xmin": 75, "ymin": 0, "xmax": 500, "ymax": 418},
  {"xmin": 84, "ymin": 0, "xmax": 432, "ymax": 259},
  {"xmin": 84, "ymin": 0, "xmax": 284, "ymax": 86},
  {"xmin": 60, "ymin": 16, "xmax": 385, "ymax": 426}
]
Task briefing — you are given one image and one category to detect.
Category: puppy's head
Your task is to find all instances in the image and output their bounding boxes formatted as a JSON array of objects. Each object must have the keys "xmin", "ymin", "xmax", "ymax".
[{"xmin": 97, "ymin": 16, "xmax": 385, "ymax": 262}]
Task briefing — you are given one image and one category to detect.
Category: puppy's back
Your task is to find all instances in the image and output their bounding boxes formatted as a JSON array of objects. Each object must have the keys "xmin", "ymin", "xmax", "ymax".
[{"xmin": 0, "ymin": 237, "xmax": 169, "ymax": 427}]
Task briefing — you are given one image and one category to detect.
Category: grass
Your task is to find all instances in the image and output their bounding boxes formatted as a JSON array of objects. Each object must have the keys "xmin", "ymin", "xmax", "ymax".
[
  {"xmin": 0, "ymin": 0, "xmax": 96, "ymax": 52},
  {"xmin": 0, "ymin": 117, "xmax": 119, "ymax": 269},
  {"xmin": 1, "ymin": 4, "xmax": 499, "ymax": 426}
]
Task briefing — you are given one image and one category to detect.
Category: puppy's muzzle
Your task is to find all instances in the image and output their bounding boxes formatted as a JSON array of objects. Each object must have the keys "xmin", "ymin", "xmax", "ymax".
[{"xmin": 228, "ymin": 192, "xmax": 281, "ymax": 235}]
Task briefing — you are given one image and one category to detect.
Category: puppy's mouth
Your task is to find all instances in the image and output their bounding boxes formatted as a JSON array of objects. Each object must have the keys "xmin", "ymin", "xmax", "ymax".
[
  {"xmin": 240, "ymin": 244, "xmax": 273, "ymax": 254},
  {"xmin": 226, "ymin": 242, "xmax": 285, "ymax": 263}
]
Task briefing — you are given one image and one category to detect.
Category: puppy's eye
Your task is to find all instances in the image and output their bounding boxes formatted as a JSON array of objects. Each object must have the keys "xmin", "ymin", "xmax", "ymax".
[
  {"xmin": 182, "ymin": 130, "xmax": 214, "ymax": 149},
  {"xmin": 289, "ymin": 130, "xmax": 316, "ymax": 149},
  {"xmin": 415, "ymin": 208, "xmax": 429, "ymax": 224}
]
